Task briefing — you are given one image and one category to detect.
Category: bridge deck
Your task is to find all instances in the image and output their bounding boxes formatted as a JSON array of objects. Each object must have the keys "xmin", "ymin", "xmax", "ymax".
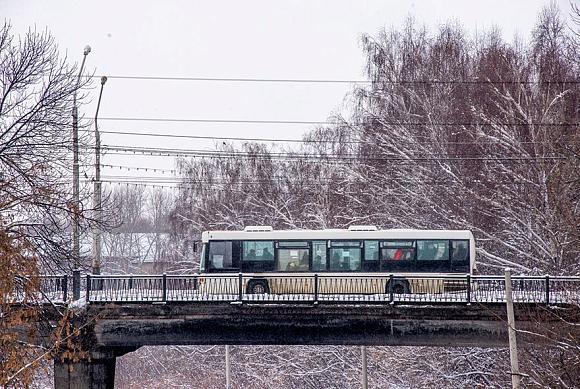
[
  {"xmin": 31, "ymin": 274, "xmax": 580, "ymax": 348},
  {"xmin": 87, "ymin": 300, "xmax": 574, "ymax": 348}
]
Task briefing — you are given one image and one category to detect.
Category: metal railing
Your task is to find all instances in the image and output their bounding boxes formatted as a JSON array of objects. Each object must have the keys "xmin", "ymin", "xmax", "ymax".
[
  {"xmin": 38, "ymin": 274, "xmax": 69, "ymax": 302},
  {"xmin": 31, "ymin": 273, "xmax": 578, "ymax": 305}
]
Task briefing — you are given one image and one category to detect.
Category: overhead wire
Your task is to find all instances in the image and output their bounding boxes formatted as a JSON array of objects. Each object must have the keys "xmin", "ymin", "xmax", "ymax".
[
  {"xmin": 95, "ymin": 129, "xmax": 580, "ymax": 146},
  {"xmin": 97, "ymin": 117, "xmax": 579, "ymax": 127},
  {"xmin": 97, "ymin": 144, "xmax": 567, "ymax": 162},
  {"xmin": 97, "ymin": 75, "xmax": 368, "ymax": 83},
  {"xmin": 85, "ymin": 160, "xmax": 570, "ymax": 185},
  {"xmin": 92, "ymin": 175, "xmax": 551, "ymax": 186},
  {"xmin": 82, "ymin": 176, "xmax": 554, "ymax": 194},
  {"xmin": 98, "ymin": 117, "xmax": 329, "ymax": 125},
  {"xmin": 93, "ymin": 75, "xmax": 580, "ymax": 84},
  {"xmin": 82, "ymin": 75, "xmax": 579, "ymax": 190},
  {"xmin": 99, "ymin": 130, "xmax": 306, "ymax": 143},
  {"xmin": 100, "ymin": 163, "xmax": 177, "ymax": 174}
]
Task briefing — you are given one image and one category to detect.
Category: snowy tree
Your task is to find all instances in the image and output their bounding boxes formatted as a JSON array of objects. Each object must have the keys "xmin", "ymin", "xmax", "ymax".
[
  {"xmin": 132, "ymin": 4, "xmax": 580, "ymax": 389},
  {"xmin": 349, "ymin": 11, "xmax": 580, "ymax": 275}
]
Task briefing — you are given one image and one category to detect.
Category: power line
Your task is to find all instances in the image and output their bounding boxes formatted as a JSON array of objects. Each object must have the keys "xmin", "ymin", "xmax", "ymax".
[
  {"xmin": 100, "ymin": 180, "xmax": 532, "ymax": 194},
  {"xmin": 99, "ymin": 117, "xmax": 328, "ymax": 125},
  {"xmin": 97, "ymin": 130, "xmax": 580, "ymax": 146},
  {"xmin": 89, "ymin": 177, "xmax": 555, "ymax": 194},
  {"xmin": 90, "ymin": 163, "xmax": 560, "ymax": 186},
  {"xmin": 98, "ymin": 117, "xmax": 579, "ymax": 127},
  {"xmin": 96, "ymin": 75, "xmax": 367, "ymax": 83},
  {"xmin": 100, "ymin": 130, "xmax": 306, "ymax": 143},
  {"xmin": 95, "ymin": 175, "xmax": 550, "ymax": 185},
  {"xmin": 100, "ymin": 144, "xmax": 566, "ymax": 163},
  {"xmin": 93, "ymin": 75, "xmax": 580, "ymax": 84},
  {"xmin": 100, "ymin": 164, "xmax": 176, "ymax": 174}
]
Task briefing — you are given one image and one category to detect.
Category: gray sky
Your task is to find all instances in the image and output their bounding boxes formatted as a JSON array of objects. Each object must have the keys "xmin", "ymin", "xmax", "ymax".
[{"xmin": 2, "ymin": 0, "xmax": 575, "ymax": 188}]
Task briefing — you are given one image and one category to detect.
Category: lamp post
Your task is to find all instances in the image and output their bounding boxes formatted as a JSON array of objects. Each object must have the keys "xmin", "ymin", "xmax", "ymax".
[
  {"xmin": 72, "ymin": 45, "xmax": 91, "ymax": 300},
  {"xmin": 93, "ymin": 76, "xmax": 107, "ymax": 275}
]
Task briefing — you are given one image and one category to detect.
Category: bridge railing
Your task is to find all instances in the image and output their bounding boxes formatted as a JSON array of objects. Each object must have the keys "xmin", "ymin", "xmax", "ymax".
[
  {"xmin": 38, "ymin": 275, "xmax": 69, "ymax": 302},
  {"xmin": 472, "ymin": 276, "xmax": 580, "ymax": 305},
  {"xmin": 69, "ymin": 273, "xmax": 580, "ymax": 305},
  {"xmin": 541, "ymin": 276, "xmax": 580, "ymax": 305}
]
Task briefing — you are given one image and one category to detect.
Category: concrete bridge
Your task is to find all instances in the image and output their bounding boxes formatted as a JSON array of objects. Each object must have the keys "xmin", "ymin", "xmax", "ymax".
[{"xmin": 38, "ymin": 274, "xmax": 580, "ymax": 388}]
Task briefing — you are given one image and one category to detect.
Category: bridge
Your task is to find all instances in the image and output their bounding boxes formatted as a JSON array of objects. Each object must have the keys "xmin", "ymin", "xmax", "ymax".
[{"xmin": 35, "ymin": 273, "xmax": 580, "ymax": 388}]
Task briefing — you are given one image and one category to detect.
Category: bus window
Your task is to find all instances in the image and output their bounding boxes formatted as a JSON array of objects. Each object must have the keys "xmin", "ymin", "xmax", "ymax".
[
  {"xmin": 381, "ymin": 241, "xmax": 415, "ymax": 261},
  {"xmin": 383, "ymin": 248, "xmax": 414, "ymax": 261},
  {"xmin": 417, "ymin": 240, "xmax": 449, "ymax": 261},
  {"xmin": 312, "ymin": 241, "xmax": 327, "ymax": 271},
  {"xmin": 365, "ymin": 241, "xmax": 379, "ymax": 261},
  {"xmin": 451, "ymin": 240, "xmax": 469, "ymax": 262},
  {"xmin": 330, "ymin": 241, "xmax": 361, "ymax": 271},
  {"xmin": 278, "ymin": 248, "xmax": 309, "ymax": 271},
  {"xmin": 200, "ymin": 243, "xmax": 207, "ymax": 272},
  {"xmin": 383, "ymin": 241, "xmax": 414, "ymax": 248},
  {"xmin": 451, "ymin": 240, "xmax": 470, "ymax": 272},
  {"xmin": 278, "ymin": 241, "xmax": 308, "ymax": 248},
  {"xmin": 243, "ymin": 241, "xmax": 274, "ymax": 261},
  {"xmin": 363, "ymin": 241, "xmax": 380, "ymax": 271},
  {"xmin": 276, "ymin": 241, "xmax": 309, "ymax": 271},
  {"xmin": 209, "ymin": 241, "xmax": 233, "ymax": 269}
]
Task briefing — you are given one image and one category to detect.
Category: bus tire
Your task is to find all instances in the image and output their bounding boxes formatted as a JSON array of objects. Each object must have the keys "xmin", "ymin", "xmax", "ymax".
[
  {"xmin": 387, "ymin": 280, "xmax": 410, "ymax": 294},
  {"xmin": 246, "ymin": 279, "xmax": 270, "ymax": 294}
]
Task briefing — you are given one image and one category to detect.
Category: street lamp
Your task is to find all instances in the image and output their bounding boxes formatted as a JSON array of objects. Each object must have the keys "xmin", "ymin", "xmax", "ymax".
[
  {"xmin": 72, "ymin": 45, "xmax": 91, "ymax": 300},
  {"xmin": 93, "ymin": 76, "xmax": 107, "ymax": 275}
]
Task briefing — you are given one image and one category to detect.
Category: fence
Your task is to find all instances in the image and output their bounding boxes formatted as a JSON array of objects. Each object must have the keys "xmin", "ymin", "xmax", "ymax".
[{"xmin": 39, "ymin": 273, "xmax": 580, "ymax": 305}]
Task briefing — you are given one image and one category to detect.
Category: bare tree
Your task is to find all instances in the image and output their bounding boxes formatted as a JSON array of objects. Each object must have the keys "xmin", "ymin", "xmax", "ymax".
[
  {"xmin": 347, "ymin": 8, "xmax": 580, "ymax": 387},
  {"xmin": 131, "ymin": 5, "xmax": 580, "ymax": 389},
  {"xmin": 0, "ymin": 22, "xmax": 93, "ymax": 386},
  {"xmin": 100, "ymin": 185, "xmax": 149, "ymax": 273},
  {"xmin": 0, "ymin": 23, "xmax": 95, "ymax": 272}
]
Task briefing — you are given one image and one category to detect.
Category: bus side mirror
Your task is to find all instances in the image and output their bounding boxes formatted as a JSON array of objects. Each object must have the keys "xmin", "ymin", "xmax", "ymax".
[{"xmin": 193, "ymin": 242, "xmax": 198, "ymax": 253}]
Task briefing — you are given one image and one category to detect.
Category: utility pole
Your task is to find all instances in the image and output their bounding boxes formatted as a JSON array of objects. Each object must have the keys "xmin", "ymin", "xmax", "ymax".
[
  {"xmin": 505, "ymin": 268, "xmax": 521, "ymax": 389},
  {"xmin": 72, "ymin": 45, "xmax": 91, "ymax": 300},
  {"xmin": 361, "ymin": 346, "xmax": 368, "ymax": 389},
  {"xmin": 225, "ymin": 345, "xmax": 231, "ymax": 389},
  {"xmin": 93, "ymin": 76, "xmax": 107, "ymax": 275}
]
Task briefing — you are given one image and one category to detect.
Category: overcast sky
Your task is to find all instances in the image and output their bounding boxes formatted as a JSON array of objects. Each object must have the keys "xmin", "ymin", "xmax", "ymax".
[{"xmin": 2, "ymin": 0, "xmax": 575, "ymax": 187}]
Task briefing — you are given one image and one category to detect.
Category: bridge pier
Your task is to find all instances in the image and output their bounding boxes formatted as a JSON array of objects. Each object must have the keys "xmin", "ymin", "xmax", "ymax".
[{"xmin": 54, "ymin": 347, "xmax": 137, "ymax": 389}]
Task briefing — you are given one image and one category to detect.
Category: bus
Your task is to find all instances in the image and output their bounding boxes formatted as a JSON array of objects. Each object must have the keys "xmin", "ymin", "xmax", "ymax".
[{"xmin": 199, "ymin": 226, "xmax": 476, "ymax": 295}]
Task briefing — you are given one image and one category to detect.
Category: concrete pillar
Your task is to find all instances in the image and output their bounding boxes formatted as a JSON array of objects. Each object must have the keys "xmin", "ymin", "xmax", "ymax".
[{"xmin": 54, "ymin": 349, "xmax": 116, "ymax": 389}]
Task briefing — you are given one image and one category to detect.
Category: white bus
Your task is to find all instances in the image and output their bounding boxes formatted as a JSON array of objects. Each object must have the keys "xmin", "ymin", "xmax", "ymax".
[{"xmin": 199, "ymin": 226, "xmax": 476, "ymax": 295}]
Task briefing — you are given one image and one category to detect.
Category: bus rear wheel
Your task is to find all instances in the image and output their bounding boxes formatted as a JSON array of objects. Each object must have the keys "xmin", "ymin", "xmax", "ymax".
[
  {"xmin": 387, "ymin": 280, "xmax": 410, "ymax": 294},
  {"xmin": 246, "ymin": 279, "xmax": 270, "ymax": 294}
]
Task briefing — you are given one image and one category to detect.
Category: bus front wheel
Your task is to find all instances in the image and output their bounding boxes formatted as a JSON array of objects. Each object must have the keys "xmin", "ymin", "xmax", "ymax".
[{"xmin": 246, "ymin": 279, "xmax": 270, "ymax": 294}]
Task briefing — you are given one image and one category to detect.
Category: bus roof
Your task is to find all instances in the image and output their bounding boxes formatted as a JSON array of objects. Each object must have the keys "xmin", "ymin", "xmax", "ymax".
[{"xmin": 201, "ymin": 228, "xmax": 474, "ymax": 242}]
